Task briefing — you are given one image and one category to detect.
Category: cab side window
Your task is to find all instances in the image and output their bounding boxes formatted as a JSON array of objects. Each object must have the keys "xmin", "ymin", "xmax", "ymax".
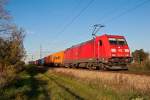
[{"xmin": 99, "ymin": 40, "xmax": 102, "ymax": 46}]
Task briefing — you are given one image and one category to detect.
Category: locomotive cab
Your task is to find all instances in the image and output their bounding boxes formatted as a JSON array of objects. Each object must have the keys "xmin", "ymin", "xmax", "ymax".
[
  {"xmin": 109, "ymin": 37, "xmax": 130, "ymax": 57},
  {"xmin": 96, "ymin": 34, "xmax": 132, "ymax": 70}
]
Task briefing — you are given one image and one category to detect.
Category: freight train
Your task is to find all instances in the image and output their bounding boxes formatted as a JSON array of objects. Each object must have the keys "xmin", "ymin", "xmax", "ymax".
[{"xmin": 30, "ymin": 34, "xmax": 132, "ymax": 70}]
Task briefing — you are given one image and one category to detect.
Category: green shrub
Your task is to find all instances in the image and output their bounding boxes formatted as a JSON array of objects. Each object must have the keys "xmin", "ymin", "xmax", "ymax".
[
  {"xmin": 0, "ymin": 66, "xmax": 16, "ymax": 88},
  {"xmin": 129, "ymin": 60, "xmax": 150, "ymax": 72},
  {"xmin": 144, "ymin": 60, "xmax": 150, "ymax": 70}
]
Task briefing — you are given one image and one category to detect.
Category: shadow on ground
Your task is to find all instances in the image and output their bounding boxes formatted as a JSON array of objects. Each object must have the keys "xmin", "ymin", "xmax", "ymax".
[
  {"xmin": 24, "ymin": 66, "xmax": 50, "ymax": 99},
  {"xmin": 0, "ymin": 65, "xmax": 50, "ymax": 100},
  {"xmin": 45, "ymin": 75, "xmax": 84, "ymax": 100}
]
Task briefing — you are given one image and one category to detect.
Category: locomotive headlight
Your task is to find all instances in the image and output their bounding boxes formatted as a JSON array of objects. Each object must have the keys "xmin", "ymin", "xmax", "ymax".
[
  {"xmin": 112, "ymin": 54, "xmax": 116, "ymax": 56},
  {"xmin": 111, "ymin": 48, "xmax": 116, "ymax": 52},
  {"xmin": 125, "ymin": 49, "xmax": 129, "ymax": 52},
  {"xmin": 126, "ymin": 54, "xmax": 129, "ymax": 56}
]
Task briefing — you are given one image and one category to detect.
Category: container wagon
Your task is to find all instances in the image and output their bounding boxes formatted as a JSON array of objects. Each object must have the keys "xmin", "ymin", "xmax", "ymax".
[{"xmin": 51, "ymin": 51, "xmax": 64, "ymax": 66}]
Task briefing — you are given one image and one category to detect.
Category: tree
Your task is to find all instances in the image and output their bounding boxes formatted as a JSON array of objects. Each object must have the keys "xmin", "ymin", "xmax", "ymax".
[
  {"xmin": 132, "ymin": 49, "xmax": 149, "ymax": 64},
  {"xmin": 0, "ymin": 0, "xmax": 26, "ymax": 88},
  {"xmin": 0, "ymin": 0, "xmax": 25, "ymax": 71},
  {"xmin": 0, "ymin": 0, "xmax": 9, "ymax": 20}
]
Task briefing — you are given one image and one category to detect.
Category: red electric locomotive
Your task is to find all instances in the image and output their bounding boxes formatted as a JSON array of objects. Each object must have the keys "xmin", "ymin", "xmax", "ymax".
[{"xmin": 64, "ymin": 34, "xmax": 132, "ymax": 70}]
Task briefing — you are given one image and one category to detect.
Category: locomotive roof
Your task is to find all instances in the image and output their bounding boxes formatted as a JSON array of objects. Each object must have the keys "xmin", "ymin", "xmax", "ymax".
[
  {"xmin": 102, "ymin": 34, "xmax": 125, "ymax": 38},
  {"xmin": 66, "ymin": 39, "xmax": 93, "ymax": 50},
  {"xmin": 66, "ymin": 34, "xmax": 125, "ymax": 50}
]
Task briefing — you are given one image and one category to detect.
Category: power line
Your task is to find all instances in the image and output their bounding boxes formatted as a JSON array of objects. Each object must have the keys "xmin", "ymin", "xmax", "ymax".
[
  {"xmin": 59, "ymin": 0, "xmax": 132, "ymax": 42},
  {"xmin": 55, "ymin": 0, "xmax": 82, "ymax": 31},
  {"xmin": 34, "ymin": 1, "xmax": 83, "ymax": 54},
  {"xmin": 94, "ymin": 0, "xmax": 131, "ymax": 24},
  {"xmin": 54, "ymin": 0, "xmax": 95, "ymax": 40},
  {"xmin": 104, "ymin": 0, "xmax": 150, "ymax": 24},
  {"xmin": 47, "ymin": 0, "xmax": 95, "ymax": 50},
  {"xmin": 58, "ymin": 0, "xmax": 136, "ymax": 41},
  {"xmin": 45, "ymin": 0, "xmax": 148, "ymax": 53}
]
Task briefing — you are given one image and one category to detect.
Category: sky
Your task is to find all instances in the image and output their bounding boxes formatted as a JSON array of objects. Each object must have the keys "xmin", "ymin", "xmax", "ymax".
[{"xmin": 6, "ymin": 0, "xmax": 150, "ymax": 62}]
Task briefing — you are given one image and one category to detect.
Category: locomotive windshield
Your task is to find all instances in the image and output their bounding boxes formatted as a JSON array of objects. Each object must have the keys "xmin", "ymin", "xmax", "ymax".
[
  {"xmin": 109, "ymin": 38, "xmax": 126, "ymax": 45},
  {"xmin": 109, "ymin": 38, "xmax": 117, "ymax": 45},
  {"xmin": 117, "ymin": 38, "xmax": 127, "ymax": 45}
]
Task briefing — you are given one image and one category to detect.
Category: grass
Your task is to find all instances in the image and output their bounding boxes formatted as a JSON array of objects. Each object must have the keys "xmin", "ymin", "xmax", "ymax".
[
  {"xmin": 1, "ymin": 66, "xmax": 150, "ymax": 100},
  {"xmin": 43, "ymin": 72, "xmax": 121, "ymax": 100},
  {"xmin": 0, "ymin": 65, "xmax": 50, "ymax": 100},
  {"xmin": 53, "ymin": 68, "xmax": 150, "ymax": 99},
  {"xmin": 54, "ymin": 68, "xmax": 150, "ymax": 92},
  {"xmin": 51, "ymin": 72, "xmax": 150, "ymax": 100},
  {"xmin": 128, "ymin": 61, "xmax": 150, "ymax": 72}
]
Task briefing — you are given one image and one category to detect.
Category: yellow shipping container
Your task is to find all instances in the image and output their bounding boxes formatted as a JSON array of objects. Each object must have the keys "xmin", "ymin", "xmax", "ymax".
[{"xmin": 51, "ymin": 51, "xmax": 64, "ymax": 66}]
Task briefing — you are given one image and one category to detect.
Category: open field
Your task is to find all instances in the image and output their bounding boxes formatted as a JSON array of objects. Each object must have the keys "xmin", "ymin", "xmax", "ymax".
[{"xmin": 1, "ymin": 66, "xmax": 150, "ymax": 100}]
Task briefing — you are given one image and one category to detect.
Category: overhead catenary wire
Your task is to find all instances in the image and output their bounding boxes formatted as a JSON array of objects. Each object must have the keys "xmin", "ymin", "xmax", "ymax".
[
  {"xmin": 54, "ymin": 0, "xmax": 83, "ymax": 35},
  {"xmin": 94, "ymin": 0, "xmax": 131, "ymax": 24},
  {"xmin": 53, "ymin": 0, "xmax": 95, "ymax": 41},
  {"xmin": 38, "ymin": 0, "xmax": 149, "ymax": 59},
  {"xmin": 32, "ymin": 0, "xmax": 149, "ymax": 61},
  {"xmin": 103, "ymin": 0, "xmax": 150, "ymax": 24},
  {"xmin": 86, "ymin": 0, "xmax": 150, "ymax": 37},
  {"xmin": 52, "ymin": 0, "xmax": 134, "ymax": 49},
  {"xmin": 40, "ymin": 0, "xmax": 83, "ymax": 55},
  {"xmin": 47, "ymin": 0, "xmax": 95, "ymax": 51}
]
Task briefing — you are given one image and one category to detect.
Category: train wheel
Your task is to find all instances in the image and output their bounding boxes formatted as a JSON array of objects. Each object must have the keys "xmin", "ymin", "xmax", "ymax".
[
  {"xmin": 65, "ymin": 64, "xmax": 69, "ymax": 68},
  {"xmin": 102, "ymin": 64, "xmax": 107, "ymax": 70},
  {"xmin": 74, "ymin": 63, "xmax": 79, "ymax": 68},
  {"xmin": 72, "ymin": 64, "xmax": 76, "ymax": 69},
  {"xmin": 76, "ymin": 63, "xmax": 79, "ymax": 68},
  {"xmin": 89, "ymin": 63, "xmax": 95, "ymax": 70},
  {"xmin": 99, "ymin": 63, "xmax": 106, "ymax": 70},
  {"xmin": 96, "ymin": 66, "xmax": 100, "ymax": 70},
  {"xmin": 86, "ymin": 63, "xmax": 91, "ymax": 70}
]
